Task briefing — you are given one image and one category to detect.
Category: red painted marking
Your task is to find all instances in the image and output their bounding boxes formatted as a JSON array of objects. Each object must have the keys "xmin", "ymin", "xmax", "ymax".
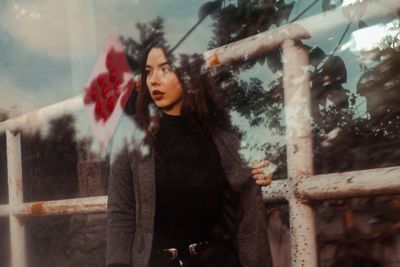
[
  {"xmin": 83, "ymin": 48, "xmax": 135, "ymax": 123},
  {"xmin": 31, "ymin": 202, "xmax": 44, "ymax": 215},
  {"xmin": 209, "ymin": 53, "xmax": 220, "ymax": 66}
]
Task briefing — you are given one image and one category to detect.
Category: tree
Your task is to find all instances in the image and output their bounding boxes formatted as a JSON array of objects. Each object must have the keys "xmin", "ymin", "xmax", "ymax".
[
  {"xmin": 120, "ymin": 16, "xmax": 168, "ymax": 75},
  {"xmin": 22, "ymin": 114, "xmax": 78, "ymax": 202}
]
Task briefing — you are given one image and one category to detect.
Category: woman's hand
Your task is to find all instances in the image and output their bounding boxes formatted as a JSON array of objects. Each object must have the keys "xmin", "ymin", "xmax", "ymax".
[{"xmin": 251, "ymin": 160, "xmax": 276, "ymax": 186}]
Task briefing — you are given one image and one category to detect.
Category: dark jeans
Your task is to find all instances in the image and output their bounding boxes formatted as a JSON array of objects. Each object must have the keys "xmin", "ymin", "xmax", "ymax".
[{"xmin": 148, "ymin": 243, "xmax": 241, "ymax": 267}]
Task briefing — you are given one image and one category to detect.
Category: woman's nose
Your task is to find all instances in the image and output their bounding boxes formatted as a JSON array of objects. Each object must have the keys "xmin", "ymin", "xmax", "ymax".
[{"xmin": 150, "ymin": 70, "xmax": 160, "ymax": 85}]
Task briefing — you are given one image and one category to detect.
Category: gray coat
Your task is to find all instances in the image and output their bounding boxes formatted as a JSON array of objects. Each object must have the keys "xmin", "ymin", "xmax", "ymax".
[{"xmin": 106, "ymin": 119, "xmax": 273, "ymax": 267}]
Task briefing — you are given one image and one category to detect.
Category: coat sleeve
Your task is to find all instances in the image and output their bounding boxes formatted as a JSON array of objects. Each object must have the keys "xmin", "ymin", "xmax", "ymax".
[
  {"xmin": 106, "ymin": 143, "xmax": 136, "ymax": 266},
  {"xmin": 214, "ymin": 128, "xmax": 273, "ymax": 267},
  {"xmin": 236, "ymin": 180, "xmax": 273, "ymax": 267}
]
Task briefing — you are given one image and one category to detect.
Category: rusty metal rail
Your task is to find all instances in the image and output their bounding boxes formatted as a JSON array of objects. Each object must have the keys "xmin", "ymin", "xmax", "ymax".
[
  {"xmin": 0, "ymin": 96, "xmax": 82, "ymax": 133},
  {"xmin": 13, "ymin": 196, "xmax": 106, "ymax": 217},
  {"xmin": 0, "ymin": 197, "xmax": 107, "ymax": 218},
  {"xmin": 1, "ymin": 1, "xmax": 400, "ymax": 267},
  {"xmin": 0, "ymin": 196, "xmax": 107, "ymax": 217},
  {"xmin": 263, "ymin": 166, "xmax": 400, "ymax": 202}
]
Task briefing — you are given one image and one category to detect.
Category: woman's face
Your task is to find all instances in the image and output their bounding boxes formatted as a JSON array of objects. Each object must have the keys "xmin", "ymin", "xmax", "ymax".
[{"xmin": 145, "ymin": 48, "xmax": 184, "ymax": 116}]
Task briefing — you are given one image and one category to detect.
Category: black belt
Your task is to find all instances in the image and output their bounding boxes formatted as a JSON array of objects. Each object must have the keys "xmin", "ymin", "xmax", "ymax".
[{"xmin": 155, "ymin": 241, "xmax": 210, "ymax": 260}]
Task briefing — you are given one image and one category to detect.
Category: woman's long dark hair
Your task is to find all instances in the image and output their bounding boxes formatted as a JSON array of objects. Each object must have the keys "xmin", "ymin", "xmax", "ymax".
[{"xmin": 135, "ymin": 42, "xmax": 231, "ymax": 142}]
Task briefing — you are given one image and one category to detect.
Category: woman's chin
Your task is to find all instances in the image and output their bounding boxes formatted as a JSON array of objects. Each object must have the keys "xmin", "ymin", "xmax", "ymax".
[{"xmin": 154, "ymin": 102, "xmax": 168, "ymax": 110}]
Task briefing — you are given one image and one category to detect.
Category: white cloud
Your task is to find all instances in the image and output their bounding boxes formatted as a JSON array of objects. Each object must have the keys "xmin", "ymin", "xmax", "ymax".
[
  {"xmin": 342, "ymin": 0, "xmax": 365, "ymax": 7},
  {"xmin": 0, "ymin": 0, "xmax": 135, "ymax": 58},
  {"xmin": 0, "ymin": 74, "xmax": 91, "ymax": 139},
  {"xmin": 0, "ymin": 77, "xmax": 37, "ymax": 117},
  {"xmin": 1, "ymin": 0, "xmax": 71, "ymax": 57},
  {"xmin": 340, "ymin": 22, "xmax": 400, "ymax": 53},
  {"xmin": 0, "ymin": 0, "xmax": 214, "ymax": 58},
  {"xmin": 0, "ymin": 74, "xmax": 73, "ymax": 117}
]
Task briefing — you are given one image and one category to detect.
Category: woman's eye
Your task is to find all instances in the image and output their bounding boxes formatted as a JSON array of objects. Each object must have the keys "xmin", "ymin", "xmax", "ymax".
[
  {"xmin": 146, "ymin": 69, "xmax": 152, "ymax": 75},
  {"xmin": 161, "ymin": 66, "xmax": 172, "ymax": 74}
]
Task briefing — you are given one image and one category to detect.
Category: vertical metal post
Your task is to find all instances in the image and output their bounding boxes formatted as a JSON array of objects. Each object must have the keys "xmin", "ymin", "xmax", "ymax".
[
  {"xmin": 282, "ymin": 39, "xmax": 318, "ymax": 267},
  {"xmin": 6, "ymin": 130, "xmax": 27, "ymax": 267}
]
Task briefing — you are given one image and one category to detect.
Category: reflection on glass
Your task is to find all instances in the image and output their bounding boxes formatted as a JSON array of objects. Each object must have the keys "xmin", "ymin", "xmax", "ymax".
[
  {"xmin": 25, "ymin": 214, "xmax": 106, "ymax": 267},
  {"xmin": 0, "ymin": 130, "xmax": 8, "ymax": 205},
  {"xmin": 20, "ymin": 117, "xmax": 110, "ymax": 201},
  {"xmin": 83, "ymin": 36, "xmax": 135, "ymax": 153},
  {"xmin": 341, "ymin": 19, "xmax": 400, "ymax": 53},
  {"xmin": 0, "ymin": 218, "xmax": 10, "ymax": 267},
  {"xmin": 316, "ymin": 197, "xmax": 400, "ymax": 267},
  {"xmin": 21, "ymin": 116, "xmax": 79, "ymax": 202},
  {"xmin": 19, "ymin": 115, "xmax": 108, "ymax": 202},
  {"xmin": 0, "ymin": 1, "xmax": 399, "ymax": 267}
]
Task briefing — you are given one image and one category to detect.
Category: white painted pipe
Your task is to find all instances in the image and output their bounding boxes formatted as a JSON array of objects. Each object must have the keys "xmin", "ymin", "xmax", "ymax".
[
  {"xmin": 0, "ymin": 204, "xmax": 9, "ymax": 217},
  {"xmin": 298, "ymin": 166, "xmax": 400, "ymax": 200},
  {"xmin": 7, "ymin": 130, "xmax": 27, "ymax": 267},
  {"xmin": 0, "ymin": 96, "xmax": 83, "ymax": 133},
  {"xmin": 13, "ymin": 196, "xmax": 107, "ymax": 216},
  {"xmin": 262, "ymin": 180, "xmax": 288, "ymax": 202},
  {"xmin": 282, "ymin": 39, "xmax": 317, "ymax": 267}
]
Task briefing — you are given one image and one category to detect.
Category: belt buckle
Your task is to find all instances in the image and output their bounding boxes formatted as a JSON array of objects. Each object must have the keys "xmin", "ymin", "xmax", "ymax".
[
  {"xmin": 188, "ymin": 243, "xmax": 199, "ymax": 255},
  {"xmin": 163, "ymin": 248, "xmax": 178, "ymax": 260},
  {"xmin": 189, "ymin": 242, "xmax": 207, "ymax": 255}
]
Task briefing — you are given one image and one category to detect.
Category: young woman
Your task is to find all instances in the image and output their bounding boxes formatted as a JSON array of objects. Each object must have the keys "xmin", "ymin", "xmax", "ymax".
[{"xmin": 106, "ymin": 42, "xmax": 273, "ymax": 267}]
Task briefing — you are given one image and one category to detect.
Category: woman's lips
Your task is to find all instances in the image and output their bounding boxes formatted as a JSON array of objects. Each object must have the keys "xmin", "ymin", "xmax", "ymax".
[{"xmin": 152, "ymin": 90, "xmax": 165, "ymax": 101}]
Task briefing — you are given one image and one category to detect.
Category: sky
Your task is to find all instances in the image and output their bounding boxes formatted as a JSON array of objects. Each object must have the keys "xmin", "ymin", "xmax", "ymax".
[
  {"xmin": 0, "ymin": 0, "xmax": 398, "ymax": 160},
  {"xmin": 0, "ymin": 0, "xmax": 222, "ymax": 153},
  {"xmin": 0, "ymin": 0, "xmax": 215, "ymax": 115}
]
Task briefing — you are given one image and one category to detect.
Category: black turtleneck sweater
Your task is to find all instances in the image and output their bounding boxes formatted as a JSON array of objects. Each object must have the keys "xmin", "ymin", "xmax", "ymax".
[{"xmin": 152, "ymin": 113, "xmax": 229, "ymax": 248}]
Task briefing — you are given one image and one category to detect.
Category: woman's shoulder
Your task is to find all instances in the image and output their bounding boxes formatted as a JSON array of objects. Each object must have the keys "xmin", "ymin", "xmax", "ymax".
[
  {"xmin": 212, "ymin": 124, "xmax": 241, "ymax": 143},
  {"xmin": 212, "ymin": 125, "xmax": 245, "ymax": 161},
  {"xmin": 111, "ymin": 114, "xmax": 150, "ymax": 159}
]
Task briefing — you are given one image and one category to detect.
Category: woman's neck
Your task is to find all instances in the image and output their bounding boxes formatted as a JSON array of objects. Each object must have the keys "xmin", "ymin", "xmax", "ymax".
[{"xmin": 161, "ymin": 107, "xmax": 182, "ymax": 117}]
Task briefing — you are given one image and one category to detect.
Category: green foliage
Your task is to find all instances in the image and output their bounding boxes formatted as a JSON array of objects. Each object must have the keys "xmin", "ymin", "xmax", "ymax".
[
  {"xmin": 22, "ymin": 115, "xmax": 78, "ymax": 202},
  {"xmin": 209, "ymin": 0, "xmax": 294, "ymax": 49},
  {"xmin": 120, "ymin": 17, "xmax": 168, "ymax": 74}
]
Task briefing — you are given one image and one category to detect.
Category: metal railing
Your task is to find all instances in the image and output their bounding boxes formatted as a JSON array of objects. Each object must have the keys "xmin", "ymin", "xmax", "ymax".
[{"xmin": 1, "ymin": 1, "xmax": 400, "ymax": 266}]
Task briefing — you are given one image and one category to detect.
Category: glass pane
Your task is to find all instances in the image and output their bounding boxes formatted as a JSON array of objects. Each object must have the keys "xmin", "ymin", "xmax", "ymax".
[
  {"xmin": 0, "ymin": 0, "xmax": 286, "ymax": 180},
  {"xmin": 266, "ymin": 204, "xmax": 291, "ymax": 267},
  {"xmin": 20, "ymin": 123, "xmax": 109, "ymax": 202},
  {"xmin": 292, "ymin": 2, "xmax": 400, "ymax": 174},
  {"xmin": 316, "ymin": 196, "xmax": 400, "ymax": 267},
  {"xmin": 0, "ymin": 131, "xmax": 8, "ymax": 204},
  {"xmin": 0, "ymin": 1, "xmax": 399, "ymax": 266},
  {"xmin": 25, "ymin": 214, "xmax": 107, "ymax": 267}
]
